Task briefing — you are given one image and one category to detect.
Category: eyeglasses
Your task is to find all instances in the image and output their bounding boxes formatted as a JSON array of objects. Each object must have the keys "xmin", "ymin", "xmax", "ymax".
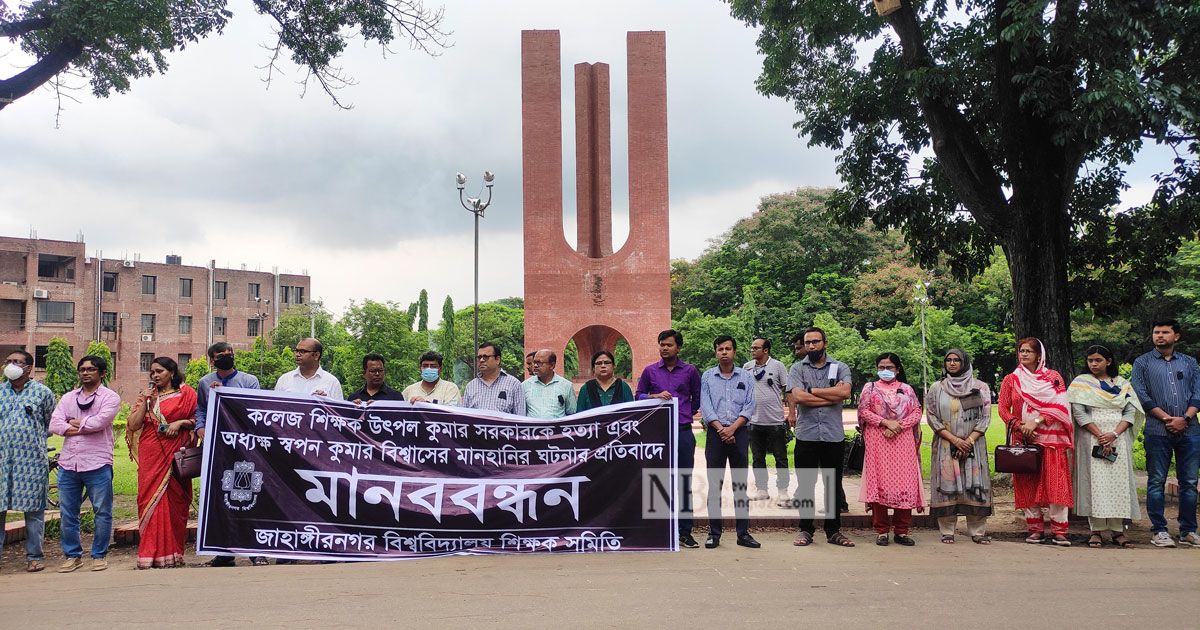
[
  {"xmin": 77, "ymin": 366, "xmax": 99, "ymax": 373},
  {"xmin": 5, "ymin": 359, "xmax": 27, "ymax": 366},
  {"xmin": 801, "ymin": 340, "xmax": 823, "ymax": 346},
  {"xmin": 944, "ymin": 357, "xmax": 962, "ymax": 363},
  {"xmin": 476, "ymin": 354, "xmax": 496, "ymax": 361},
  {"xmin": 531, "ymin": 360, "xmax": 547, "ymax": 367},
  {"xmin": 293, "ymin": 348, "xmax": 317, "ymax": 354},
  {"xmin": 593, "ymin": 360, "xmax": 614, "ymax": 366},
  {"xmin": 366, "ymin": 368, "xmax": 385, "ymax": 374}
]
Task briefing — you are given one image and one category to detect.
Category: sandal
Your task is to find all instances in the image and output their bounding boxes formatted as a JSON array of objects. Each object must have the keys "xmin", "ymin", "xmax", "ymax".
[
  {"xmin": 1087, "ymin": 533, "xmax": 1103, "ymax": 548},
  {"xmin": 827, "ymin": 531, "xmax": 855, "ymax": 547},
  {"xmin": 876, "ymin": 534, "xmax": 889, "ymax": 546},
  {"xmin": 26, "ymin": 560, "xmax": 45, "ymax": 573},
  {"xmin": 970, "ymin": 535, "xmax": 992, "ymax": 545},
  {"xmin": 941, "ymin": 535, "xmax": 955, "ymax": 544},
  {"xmin": 792, "ymin": 531, "xmax": 813, "ymax": 547},
  {"xmin": 1052, "ymin": 535, "xmax": 1071, "ymax": 547},
  {"xmin": 1025, "ymin": 532, "xmax": 1045, "ymax": 544},
  {"xmin": 250, "ymin": 557, "xmax": 271, "ymax": 566},
  {"xmin": 1112, "ymin": 534, "xmax": 1133, "ymax": 548}
]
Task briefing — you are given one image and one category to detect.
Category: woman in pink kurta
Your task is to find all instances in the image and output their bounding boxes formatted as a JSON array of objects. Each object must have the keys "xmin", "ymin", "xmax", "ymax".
[{"xmin": 858, "ymin": 352, "xmax": 925, "ymax": 546}]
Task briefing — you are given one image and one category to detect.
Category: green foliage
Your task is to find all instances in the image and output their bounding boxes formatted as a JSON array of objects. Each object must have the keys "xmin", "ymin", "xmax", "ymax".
[
  {"xmin": 1164, "ymin": 240, "xmax": 1200, "ymax": 331},
  {"xmin": 183, "ymin": 358, "xmax": 209, "ymax": 388},
  {"xmin": 83, "ymin": 340, "xmax": 113, "ymax": 386},
  {"xmin": 336, "ymin": 300, "xmax": 426, "ymax": 393},
  {"xmin": 0, "ymin": 1, "xmax": 449, "ymax": 112},
  {"xmin": 436, "ymin": 302, "xmax": 525, "ymax": 382},
  {"xmin": 235, "ymin": 337, "xmax": 294, "ymax": 390},
  {"xmin": 43, "ymin": 337, "xmax": 77, "ymax": 396},
  {"xmin": 437, "ymin": 295, "xmax": 455, "ymax": 378},
  {"xmin": 417, "ymin": 289, "xmax": 429, "ymax": 332},
  {"xmin": 271, "ymin": 302, "xmax": 351, "ymax": 370},
  {"xmin": 673, "ymin": 287, "xmax": 756, "ymax": 370}
]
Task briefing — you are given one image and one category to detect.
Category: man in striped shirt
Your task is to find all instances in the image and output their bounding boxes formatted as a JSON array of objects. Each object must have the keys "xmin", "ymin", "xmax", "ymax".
[{"xmin": 1131, "ymin": 319, "xmax": 1200, "ymax": 547}]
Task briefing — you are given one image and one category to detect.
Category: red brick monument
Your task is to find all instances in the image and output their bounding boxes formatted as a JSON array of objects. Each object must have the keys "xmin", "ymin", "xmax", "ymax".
[{"xmin": 522, "ymin": 30, "xmax": 671, "ymax": 383}]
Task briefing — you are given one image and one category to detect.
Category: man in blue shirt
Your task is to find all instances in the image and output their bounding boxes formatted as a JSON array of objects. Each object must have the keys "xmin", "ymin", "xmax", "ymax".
[
  {"xmin": 700, "ymin": 335, "xmax": 759, "ymax": 549},
  {"xmin": 1131, "ymin": 319, "xmax": 1200, "ymax": 547}
]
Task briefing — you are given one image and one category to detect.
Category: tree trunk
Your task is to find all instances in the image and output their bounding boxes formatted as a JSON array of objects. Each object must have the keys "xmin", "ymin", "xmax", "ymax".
[{"xmin": 1002, "ymin": 200, "xmax": 1075, "ymax": 377}]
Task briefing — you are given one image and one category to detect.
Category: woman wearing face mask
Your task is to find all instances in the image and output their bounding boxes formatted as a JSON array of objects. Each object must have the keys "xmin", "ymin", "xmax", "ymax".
[
  {"xmin": 998, "ymin": 337, "xmax": 1073, "ymax": 546},
  {"xmin": 576, "ymin": 350, "xmax": 633, "ymax": 412},
  {"xmin": 1068, "ymin": 345, "xmax": 1143, "ymax": 548},
  {"xmin": 126, "ymin": 357, "xmax": 197, "ymax": 568},
  {"xmin": 925, "ymin": 349, "xmax": 993, "ymax": 544},
  {"xmin": 857, "ymin": 353, "xmax": 924, "ymax": 546}
]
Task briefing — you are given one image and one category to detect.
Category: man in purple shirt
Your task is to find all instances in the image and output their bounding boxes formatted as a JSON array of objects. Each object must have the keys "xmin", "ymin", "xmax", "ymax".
[
  {"xmin": 637, "ymin": 329, "xmax": 702, "ymax": 548},
  {"xmin": 49, "ymin": 355, "xmax": 120, "ymax": 572}
]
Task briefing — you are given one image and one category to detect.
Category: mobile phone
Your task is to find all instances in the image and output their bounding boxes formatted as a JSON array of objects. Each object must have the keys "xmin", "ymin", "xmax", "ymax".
[{"xmin": 1091, "ymin": 444, "xmax": 1117, "ymax": 462}]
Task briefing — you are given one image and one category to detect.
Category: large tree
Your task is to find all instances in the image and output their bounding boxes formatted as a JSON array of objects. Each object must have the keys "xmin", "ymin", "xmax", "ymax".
[
  {"xmin": 0, "ymin": 0, "xmax": 449, "ymax": 112},
  {"xmin": 728, "ymin": 0, "xmax": 1200, "ymax": 372}
]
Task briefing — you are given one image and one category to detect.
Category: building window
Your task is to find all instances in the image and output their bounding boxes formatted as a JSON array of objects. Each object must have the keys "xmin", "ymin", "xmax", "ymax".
[
  {"xmin": 180, "ymin": 277, "xmax": 193, "ymax": 298},
  {"xmin": 248, "ymin": 283, "xmax": 260, "ymax": 300},
  {"xmin": 282, "ymin": 285, "xmax": 305, "ymax": 304},
  {"xmin": 36, "ymin": 300, "xmax": 74, "ymax": 323},
  {"xmin": 140, "ymin": 352, "xmax": 154, "ymax": 372},
  {"xmin": 178, "ymin": 315, "xmax": 192, "ymax": 335},
  {"xmin": 178, "ymin": 353, "xmax": 192, "ymax": 366},
  {"xmin": 213, "ymin": 316, "xmax": 226, "ymax": 336},
  {"xmin": 141, "ymin": 314, "xmax": 156, "ymax": 334},
  {"xmin": 213, "ymin": 281, "xmax": 227, "ymax": 300},
  {"xmin": 36, "ymin": 254, "xmax": 76, "ymax": 282},
  {"xmin": 141, "ymin": 275, "xmax": 157, "ymax": 295},
  {"xmin": 102, "ymin": 272, "xmax": 118, "ymax": 292},
  {"xmin": 247, "ymin": 318, "xmax": 260, "ymax": 337},
  {"xmin": 101, "ymin": 311, "xmax": 117, "ymax": 333},
  {"xmin": 35, "ymin": 344, "xmax": 72, "ymax": 368}
]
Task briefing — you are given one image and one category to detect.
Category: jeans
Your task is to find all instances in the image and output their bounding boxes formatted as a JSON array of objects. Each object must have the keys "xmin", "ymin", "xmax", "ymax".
[
  {"xmin": 58, "ymin": 465, "xmax": 114, "ymax": 559},
  {"xmin": 1145, "ymin": 433, "xmax": 1200, "ymax": 535},
  {"xmin": 0, "ymin": 509, "xmax": 45, "ymax": 561},
  {"xmin": 794, "ymin": 440, "xmax": 844, "ymax": 537},
  {"xmin": 678, "ymin": 424, "xmax": 696, "ymax": 536},
  {"xmin": 749, "ymin": 424, "xmax": 790, "ymax": 492},
  {"xmin": 705, "ymin": 425, "xmax": 750, "ymax": 537}
]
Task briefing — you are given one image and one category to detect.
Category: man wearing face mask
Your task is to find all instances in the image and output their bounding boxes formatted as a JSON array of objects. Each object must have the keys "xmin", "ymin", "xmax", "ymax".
[
  {"xmin": 402, "ymin": 351, "xmax": 461, "ymax": 405},
  {"xmin": 194, "ymin": 342, "xmax": 263, "ymax": 568},
  {"xmin": 0, "ymin": 350, "xmax": 56, "ymax": 573},
  {"xmin": 349, "ymin": 354, "xmax": 404, "ymax": 403}
]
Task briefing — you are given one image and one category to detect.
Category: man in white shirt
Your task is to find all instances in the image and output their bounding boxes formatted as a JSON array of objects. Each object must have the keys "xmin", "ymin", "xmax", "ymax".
[{"xmin": 274, "ymin": 337, "xmax": 344, "ymax": 399}]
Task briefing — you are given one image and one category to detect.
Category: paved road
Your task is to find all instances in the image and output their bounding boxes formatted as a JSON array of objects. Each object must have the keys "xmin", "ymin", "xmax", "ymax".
[{"xmin": 2, "ymin": 531, "xmax": 1196, "ymax": 628}]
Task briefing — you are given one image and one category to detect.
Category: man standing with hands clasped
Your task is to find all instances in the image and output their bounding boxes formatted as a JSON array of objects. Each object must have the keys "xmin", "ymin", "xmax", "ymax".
[
  {"xmin": 744, "ymin": 337, "xmax": 792, "ymax": 504},
  {"xmin": 700, "ymin": 336, "xmax": 759, "ymax": 549}
]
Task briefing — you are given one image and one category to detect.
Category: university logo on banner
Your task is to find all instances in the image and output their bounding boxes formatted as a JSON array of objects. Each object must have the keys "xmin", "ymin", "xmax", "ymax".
[{"xmin": 196, "ymin": 389, "xmax": 679, "ymax": 560}]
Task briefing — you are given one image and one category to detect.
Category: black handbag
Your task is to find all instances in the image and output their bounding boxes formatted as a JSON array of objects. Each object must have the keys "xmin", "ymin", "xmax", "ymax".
[
  {"xmin": 844, "ymin": 431, "xmax": 865, "ymax": 474},
  {"xmin": 994, "ymin": 423, "xmax": 1041, "ymax": 475},
  {"xmin": 172, "ymin": 445, "xmax": 203, "ymax": 480}
]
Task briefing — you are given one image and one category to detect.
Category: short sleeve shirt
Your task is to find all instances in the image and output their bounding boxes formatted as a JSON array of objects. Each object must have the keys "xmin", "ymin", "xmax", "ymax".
[
  {"xmin": 788, "ymin": 356, "xmax": 852, "ymax": 443},
  {"xmin": 743, "ymin": 357, "xmax": 789, "ymax": 426}
]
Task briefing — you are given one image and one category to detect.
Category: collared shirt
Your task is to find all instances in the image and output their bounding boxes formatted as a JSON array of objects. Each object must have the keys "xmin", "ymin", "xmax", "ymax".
[
  {"xmin": 636, "ymin": 359, "xmax": 702, "ymax": 424},
  {"xmin": 462, "ymin": 371, "xmax": 526, "ymax": 415},
  {"xmin": 48, "ymin": 385, "xmax": 120, "ymax": 472},
  {"xmin": 0, "ymin": 379, "xmax": 56, "ymax": 511},
  {"xmin": 743, "ymin": 357, "xmax": 789, "ymax": 425},
  {"xmin": 1132, "ymin": 349, "xmax": 1200, "ymax": 437},
  {"xmin": 196, "ymin": 370, "xmax": 261, "ymax": 432},
  {"xmin": 274, "ymin": 367, "xmax": 344, "ymax": 400},
  {"xmin": 788, "ymin": 355, "xmax": 852, "ymax": 442},
  {"xmin": 347, "ymin": 384, "xmax": 404, "ymax": 403},
  {"xmin": 523, "ymin": 374, "xmax": 578, "ymax": 419},
  {"xmin": 700, "ymin": 366, "xmax": 756, "ymax": 426},
  {"xmin": 402, "ymin": 379, "xmax": 462, "ymax": 406}
]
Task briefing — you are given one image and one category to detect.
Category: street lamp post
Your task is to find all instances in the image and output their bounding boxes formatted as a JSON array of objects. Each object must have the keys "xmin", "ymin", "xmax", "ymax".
[
  {"xmin": 915, "ymin": 280, "xmax": 931, "ymax": 407},
  {"xmin": 254, "ymin": 297, "xmax": 271, "ymax": 376},
  {"xmin": 456, "ymin": 171, "xmax": 494, "ymax": 375}
]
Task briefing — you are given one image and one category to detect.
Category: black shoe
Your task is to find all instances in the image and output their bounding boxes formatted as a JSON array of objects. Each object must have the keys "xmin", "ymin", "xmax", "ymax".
[
  {"xmin": 876, "ymin": 534, "xmax": 889, "ymax": 546},
  {"xmin": 679, "ymin": 533, "xmax": 700, "ymax": 549},
  {"xmin": 894, "ymin": 534, "xmax": 916, "ymax": 546},
  {"xmin": 736, "ymin": 534, "xmax": 761, "ymax": 549},
  {"xmin": 208, "ymin": 556, "xmax": 235, "ymax": 567},
  {"xmin": 705, "ymin": 534, "xmax": 720, "ymax": 549}
]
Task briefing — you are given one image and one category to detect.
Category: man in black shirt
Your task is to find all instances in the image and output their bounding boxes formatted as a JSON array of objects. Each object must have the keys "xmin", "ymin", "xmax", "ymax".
[{"xmin": 348, "ymin": 353, "xmax": 404, "ymax": 403}]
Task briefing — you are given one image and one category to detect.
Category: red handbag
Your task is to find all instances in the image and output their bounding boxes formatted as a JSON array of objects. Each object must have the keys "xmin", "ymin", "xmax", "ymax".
[{"xmin": 994, "ymin": 423, "xmax": 1041, "ymax": 475}]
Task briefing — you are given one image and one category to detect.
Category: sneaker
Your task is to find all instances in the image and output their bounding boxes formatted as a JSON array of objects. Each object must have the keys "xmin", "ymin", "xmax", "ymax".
[
  {"xmin": 1179, "ymin": 532, "xmax": 1200, "ymax": 547},
  {"xmin": 1150, "ymin": 532, "xmax": 1177, "ymax": 548},
  {"xmin": 91, "ymin": 558, "xmax": 108, "ymax": 572},
  {"xmin": 679, "ymin": 533, "xmax": 700, "ymax": 549},
  {"xmin": 751, "ymin": 489, "xmax": 770, "ymax": 501},
  {"xmin": 58, "ymin": 558, "xmax": 84, "ymax": 573}
]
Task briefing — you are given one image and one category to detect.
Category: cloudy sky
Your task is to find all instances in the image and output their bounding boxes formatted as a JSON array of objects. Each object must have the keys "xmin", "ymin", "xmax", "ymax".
[{"xmin": 0, "ymin": 0, "xmax": 1163, "ymax": 321}]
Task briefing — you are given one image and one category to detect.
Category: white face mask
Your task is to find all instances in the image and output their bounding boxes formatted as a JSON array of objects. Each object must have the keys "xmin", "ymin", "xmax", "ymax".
[{"xmin": 4, "ymin": 363, "xmax": 25, "ymax": 381}]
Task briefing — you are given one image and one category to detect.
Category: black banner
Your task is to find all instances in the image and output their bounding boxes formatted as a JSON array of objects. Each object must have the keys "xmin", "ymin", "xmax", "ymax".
[{"xmin": 196, "ymin": 389, "xmax": 678, "ymax": 560}]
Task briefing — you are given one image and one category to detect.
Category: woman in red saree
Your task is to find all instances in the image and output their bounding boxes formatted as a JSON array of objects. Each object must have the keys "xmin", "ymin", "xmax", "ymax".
[
  {"xmin": 126, "ymin": 357, "xmax": 196, "ymax": 569},
  {"xmin": 998, "ymin": 337, "xmax": 1073, "ymax": 546}
]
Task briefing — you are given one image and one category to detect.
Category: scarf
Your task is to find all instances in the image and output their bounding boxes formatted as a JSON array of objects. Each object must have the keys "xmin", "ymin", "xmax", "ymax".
[
  {"xmin": 1011, "ymin": 339, "xmax": 1071, "ymax": 447},
  {"xmin": 941, "ymin": 348, "xmax": 983, "ymax": 398},
  {"xmin": 1067, "ymin": 374, "xmax": 1145, "ymax": 437}
]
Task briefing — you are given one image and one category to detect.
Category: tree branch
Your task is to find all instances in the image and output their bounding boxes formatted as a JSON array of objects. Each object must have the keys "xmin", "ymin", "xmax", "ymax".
[
  {"xmin": 0, "ymin": 38, "xmax": 83, "ymax": 111},
  {"xmin": 0, "ymin": 15, "xmax": 52, "ymax": 38}
]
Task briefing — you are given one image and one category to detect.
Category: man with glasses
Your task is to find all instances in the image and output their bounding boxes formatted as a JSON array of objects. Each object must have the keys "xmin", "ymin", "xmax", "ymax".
[
  {"xmin": 48, "ymin": 355, "xmax": 119, "ymax": 572},
  {"xmin": 462, "ymin": 342, "xmax": 525, "ymax": 415},
  {"xmin": 403, "ymin": 351, "xmax": 461, "ymax": 405},
  {"xmin": 1132, "ymin": 318, "xmax": 1200, "ymax": 547},
  {"xmin": 744, "ymin": 338, "xmax": 792, "ymax": 504},
  {"xmin": 274, "ymin": 337, "xmax": 343, "ymax": 399},
  {"xmin": 349, "ymin": 354, "xmax": 404, "ymax": 403},
  {"xmin": 0, "ymin": 350, "xmax": 56, "ymax": 573},
  {"xmin": 194, "ymin": 342, "xmax": 262, "ymax": 567},
  {"xmin": 522, "ymin": 349, "xmax": 576, "ymax": 419},
  {"xmin": 788, "ymin": 327, "xmax": 855, "ymax": 548}
]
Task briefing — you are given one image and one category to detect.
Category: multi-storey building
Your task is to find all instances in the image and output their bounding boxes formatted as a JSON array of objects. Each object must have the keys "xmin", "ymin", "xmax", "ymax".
[{"xmin": 0, "ymin": 236, "xmax": 310, "ymax": 397}]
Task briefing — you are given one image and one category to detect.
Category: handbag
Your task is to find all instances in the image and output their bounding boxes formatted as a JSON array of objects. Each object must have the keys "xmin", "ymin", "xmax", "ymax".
[
  {"xmin": 994, "ymin": 422, "xmax": 1041, "ymax": 475},
  {"xmin": 172, "ymin": 445, "xmax": 203, "ymax": 480},
  {"xmin": 843, "ymin": 431, "xmax": 865, "ymax": 474}
]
